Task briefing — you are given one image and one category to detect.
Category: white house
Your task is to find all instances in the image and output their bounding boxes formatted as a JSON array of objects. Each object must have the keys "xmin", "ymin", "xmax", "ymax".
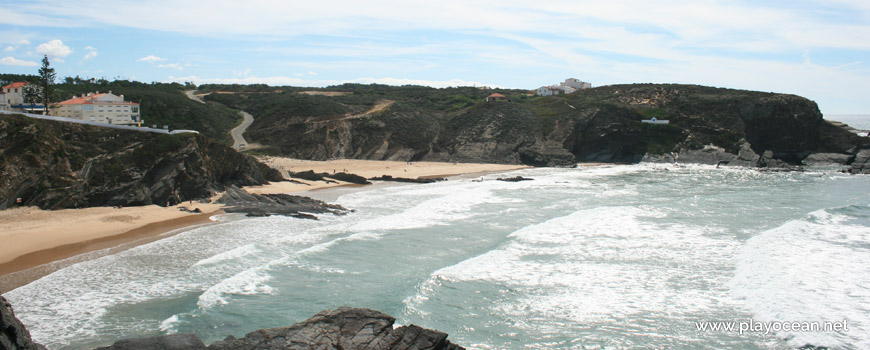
[
  {"xmin": 562, "ymin": 78, "xmax": 592, "ymax": 90},
  {"xmin": 536, "ymin": 78, "xmax": 592, "ymax": 96},
  {"xmin": 1, "ymin": 82, "xmax": 45, "ymax": 113},
  {"xmin": 52, "ymin": 91, "xmax": 141, "ymax": 126}
]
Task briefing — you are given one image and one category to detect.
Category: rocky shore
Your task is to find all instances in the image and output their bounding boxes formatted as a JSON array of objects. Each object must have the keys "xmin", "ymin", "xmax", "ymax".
[{"xmin": 1, "ymin": 295, "xmax": 463, "ymax": 350}]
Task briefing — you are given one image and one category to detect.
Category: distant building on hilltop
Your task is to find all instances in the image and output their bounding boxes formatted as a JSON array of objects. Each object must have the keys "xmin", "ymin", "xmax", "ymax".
[
  {"xmin": 486, "ymin": 93, "xmax": 507, "ymax": 102},
  {"xmin": 536, "ymin": 78, "xmax": 592, "ymax": 96},
  {"xmin": 561, "ymin": 78, "xmax": 592, "ymax": 90},
  {"xmin": 52, "ymin": 91, "xmax": 141, "ymax": 126},
  {"xmin": 1, "ymin": 82, "xmax": 46, "ymax": 113}
]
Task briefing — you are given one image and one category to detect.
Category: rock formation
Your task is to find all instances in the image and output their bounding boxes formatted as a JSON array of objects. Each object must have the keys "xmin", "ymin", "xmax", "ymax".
[
  {"xmin": 1, "ymin": 296, "xmax": 46, "ymax": 350},
  {"xmin": 216, "ymin": 186, "xmax": 350, "ymax": 218},
  {"xmin": 95, "ymin": 307, "xmax": 464, "ymax": 350},
  {"xmin": 0, "ymin": 114, "xmax": 284, "ymax": 210}
]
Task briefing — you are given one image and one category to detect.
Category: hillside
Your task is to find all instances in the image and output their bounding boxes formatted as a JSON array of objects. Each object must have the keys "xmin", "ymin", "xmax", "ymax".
[
  {"xmin": 0, "ymin": 113, "xmax": 283, "ymax": 210},
  {"xmin": 0, "ymin": 75, "xmax": 243, "ymax": 144},
  {"xmin": 200, "ymin": 83, "xmax": 868, "ymax": 168}
]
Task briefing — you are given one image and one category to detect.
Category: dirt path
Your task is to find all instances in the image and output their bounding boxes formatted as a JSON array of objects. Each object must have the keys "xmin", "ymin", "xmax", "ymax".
[
  {"xmin": 338, "ymin": 100, "xmax": 395, "ymax": 120},
  {"xmin": 184, "ymin": 90, "xmax": 209, "ymax": 104}
]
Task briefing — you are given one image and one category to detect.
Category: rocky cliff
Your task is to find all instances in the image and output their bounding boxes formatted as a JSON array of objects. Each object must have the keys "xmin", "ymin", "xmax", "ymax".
[
  {"xmin": 0, "ymin": 114, "xmax": 283, "ymax": 210},
  {"xmin": 206, "ymin": 84, "xmax": 869, "ymax": 169}
]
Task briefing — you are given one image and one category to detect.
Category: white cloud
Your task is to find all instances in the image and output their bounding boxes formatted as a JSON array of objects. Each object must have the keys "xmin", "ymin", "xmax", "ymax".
[
  {"xmin": 137, "ymin": 55, "xmax": 165, "ymax": 63},
  {"xmin": 157, "ymin": 63, "xmax": 183, "ymax": 70},
  {"xmin": 3, "ymin": 46, "xmax": 13, "ymax": 52},
  {"xmin": 18, "ymin": 39, "xmax": 30, "ymax": 45},
  {"xmin": 0, "ymin": 56, "xmax": 38, "ymax": 66},
  {"xmin": 36, "ymin": 39, "xmax": 72, "ymax": 61},
  {"xmin": 82, "ymin": 46, "xmax": 98, "ymax": 62}
]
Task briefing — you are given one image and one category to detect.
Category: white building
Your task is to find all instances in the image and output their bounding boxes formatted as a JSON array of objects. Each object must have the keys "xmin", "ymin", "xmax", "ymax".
[
  {"xmin": 536, "ymin": 78, "xmax": 592, "ymax": 96},
  {"xmin": 1, "ymin": 82, "xmax": 46, "ymax": 113},
  {"xmin": 561, "ymin": 78, "xmax": 592, "ymax": 90},
  {"xmin": 52, "ymin": 91, "xmax": 141, "ymax": 126}
]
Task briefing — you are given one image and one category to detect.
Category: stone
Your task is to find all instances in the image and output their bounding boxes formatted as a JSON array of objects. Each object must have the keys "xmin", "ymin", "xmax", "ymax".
[{"xmin": 1, "ymin": 296, "xmax": 46, "ymax": 350}]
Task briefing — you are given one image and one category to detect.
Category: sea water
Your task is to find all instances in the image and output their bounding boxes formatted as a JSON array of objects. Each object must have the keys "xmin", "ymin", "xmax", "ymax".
[{"xmin": 4, "ymin": 164, "xmax": 870, "ymax": 349}]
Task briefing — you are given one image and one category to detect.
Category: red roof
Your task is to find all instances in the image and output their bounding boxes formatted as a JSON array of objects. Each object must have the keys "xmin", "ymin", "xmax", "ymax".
[
  {"xmin": 2, "ymin": 82, "xmax": 29, "ymax": 89},
  {"xmin": 58, "ymin": 93, "xmax": 138, "ymax": 106},
  {"xmin": 487, "ymin": 93, "xmax": 506, "ymax": 98}
]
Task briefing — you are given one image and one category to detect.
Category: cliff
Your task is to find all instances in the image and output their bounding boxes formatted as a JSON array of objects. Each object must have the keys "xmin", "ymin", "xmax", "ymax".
[
  {"xmin": 204, "ymin": 84, "xmax": 869, "ymax": 169},
  {"xmin": 0, "ymin": 114, "xmax": 283, "ymax": 210}
]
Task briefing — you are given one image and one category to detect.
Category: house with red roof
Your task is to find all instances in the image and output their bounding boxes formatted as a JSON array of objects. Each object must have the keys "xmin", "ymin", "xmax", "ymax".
[
  {"xmin": 52, "ymin": 91, "xmax": 141, "ymax": 126},
  {"xmin": 486, "ymin": 93, "xmax": 507, "ymax": 102},
  {"xmin": 1, "ymin": 82, "xmax": 45, "ymax": 113}
]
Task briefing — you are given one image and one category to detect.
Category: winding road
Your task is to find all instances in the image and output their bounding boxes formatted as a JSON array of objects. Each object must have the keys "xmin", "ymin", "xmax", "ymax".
[
  {"xmin": 230, "ymin": 111, "xmax": 256, "ymax": 150},
  {"xmin": 185, "ymin": 90, "xmax": 260, "ymax": 150}
]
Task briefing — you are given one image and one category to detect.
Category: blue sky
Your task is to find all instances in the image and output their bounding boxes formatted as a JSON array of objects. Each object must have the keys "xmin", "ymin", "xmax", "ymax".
[{"xmin": 1, "ymin": 0, "xmax": 868, "ymax": 114}]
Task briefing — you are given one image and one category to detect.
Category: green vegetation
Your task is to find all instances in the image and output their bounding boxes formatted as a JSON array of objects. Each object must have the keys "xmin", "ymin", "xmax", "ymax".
[{"xmin": 50, "ymin": 79, "xmax": 242, "ymax": 144}]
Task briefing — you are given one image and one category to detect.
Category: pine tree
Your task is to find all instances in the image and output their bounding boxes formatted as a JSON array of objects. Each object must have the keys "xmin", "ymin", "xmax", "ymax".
[{"xmin": 38, "ymin": 55, "xmax": 56, "ymax": 114}]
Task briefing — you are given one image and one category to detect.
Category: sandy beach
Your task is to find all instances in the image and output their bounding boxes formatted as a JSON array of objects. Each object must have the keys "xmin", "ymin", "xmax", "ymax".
[{"xmin": 0, "ymin": 158, "xmax": 529, "ymax": 290}]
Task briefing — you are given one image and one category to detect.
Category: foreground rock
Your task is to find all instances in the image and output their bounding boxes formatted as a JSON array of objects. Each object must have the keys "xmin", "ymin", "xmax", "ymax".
[
  {"xmin": 1, "ymin": 296, "xmax": 46, "ymax": 350},
  {"xmin": 207, "ymin": 307, "xmax": 464, "ymax": 350},
  {"xmin": 95, "ymin": 307, "xmax": 464, "ymax": 350},
  {"xmin": 217, "ymin": 186, "xmax": 349, "ymax": 219}
]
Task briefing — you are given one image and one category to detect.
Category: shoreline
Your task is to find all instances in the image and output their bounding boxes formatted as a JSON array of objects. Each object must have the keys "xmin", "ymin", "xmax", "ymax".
[{"xmin": 0, "ymin": 158, "xmax": 530, "ymax": 292}]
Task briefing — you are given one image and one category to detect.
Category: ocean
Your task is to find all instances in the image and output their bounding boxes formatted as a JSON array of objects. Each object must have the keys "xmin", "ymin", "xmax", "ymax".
[{"xmin": 4, "ymin": 164, "xmax": 870, "ymax": 350}]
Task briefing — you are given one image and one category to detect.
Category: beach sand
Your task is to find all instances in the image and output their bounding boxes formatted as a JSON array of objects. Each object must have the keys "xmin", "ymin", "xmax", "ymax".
[{"xmin": 0, "ymin": 158, "xmax": 529, "ymax": 290}]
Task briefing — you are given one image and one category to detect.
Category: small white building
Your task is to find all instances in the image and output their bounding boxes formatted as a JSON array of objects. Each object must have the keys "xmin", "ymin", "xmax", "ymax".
[
  {"xmin": 561, "ymin": 78, "xmax": 592, "ymax": 90},
  {"xmin": 53, "ymin": 91, "xmax": 141, "ymax": 126},
  {"xmin": 536, "ymin": 78, "xmax": 591, "ymax": 96}
]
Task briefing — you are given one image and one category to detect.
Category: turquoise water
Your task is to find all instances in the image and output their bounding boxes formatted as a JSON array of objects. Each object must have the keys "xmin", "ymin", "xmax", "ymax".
[{"xmin": 4, "ymin": 164, "xmax": 870, "ymax": 349}]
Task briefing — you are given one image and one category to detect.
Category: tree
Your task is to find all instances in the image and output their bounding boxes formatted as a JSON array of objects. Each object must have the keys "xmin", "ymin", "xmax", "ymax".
[
  {"xmin": 22, "ymin": 83, "xmax": 41, "ymax": 113},
  {"xmin": 38, "ymin": 55, "xmax": 56, "ymax": 114}
]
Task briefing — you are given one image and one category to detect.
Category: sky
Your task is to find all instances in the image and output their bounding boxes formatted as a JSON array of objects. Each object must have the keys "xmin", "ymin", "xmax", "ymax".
[{"xmin": 1, "ymin": 0, "xmax": 868, "ymax": 114}]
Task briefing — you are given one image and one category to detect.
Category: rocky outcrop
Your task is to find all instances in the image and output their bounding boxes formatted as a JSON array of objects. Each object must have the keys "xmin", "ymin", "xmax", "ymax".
[
  {"xmin": 95, "ymin": 307, "xmax": 464, "ymax": 350},
  {"xmin": 1, "ymin": 296, "xmax": 46, "ymax": 350},
  {"xmin": 368, "ymin": 175, "xmax": 446, "ymax": 183},
  {"xmin": 217, "ymin": 186, "xmax": 349, "ymax": 219},
  {"xmin": 433, "ymin": 103, "xmax": 541, "ymax": 164},
  {"xmin": 208, "ymin": 307, "xmax": 464, "ymax": 350},
  {"xmin": 847, "ymin": 149, "xmax": 870, "ymax": 174},
  {"xmin": 0, "ymin": 114, "xmax": 283, "ymax": 210}
]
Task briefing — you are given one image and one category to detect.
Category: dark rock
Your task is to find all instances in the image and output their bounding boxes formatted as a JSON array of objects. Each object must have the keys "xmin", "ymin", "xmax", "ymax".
[
  {"xmin": 368, "ymin": 175, "xmax": 446, "ymax": 183},
  {"xmin": 847, "ymin": 149, "xmax": 870, "ymax": 174},
  {"xmin": 207, "ymin": 307, "xmax": 464, "ymax": 350},
  {"xmin": 288, "ymin": 170, "xmax": 370, "ymax": 185},
  {"xmin": 497, "ymin": 176, "xmax": 533, "ymax": 182},
  {"xmin": 96, "ymin": 334, "xmax": 206, "ymax": 350},
  {"xmin": 0, "ymin": 114, "xmax": 282, "ymax": 210},
  {"xmin": 218, "ymin": 186, "xmax": 348, "ymax": 218},
  {"xmin": 287, "ymin": 170, "xmax": 326, "ymax": 182},
  {"xmin": 803, "ymin": 152, "xmax": 853, "ymax": 166},
  {"xmin": 1, "ymin": 295, "xmax": 46, "ymax": 350},
  {"xmin": 326, "ymin": 172, "xmax": 371, "ymax": 185}
]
